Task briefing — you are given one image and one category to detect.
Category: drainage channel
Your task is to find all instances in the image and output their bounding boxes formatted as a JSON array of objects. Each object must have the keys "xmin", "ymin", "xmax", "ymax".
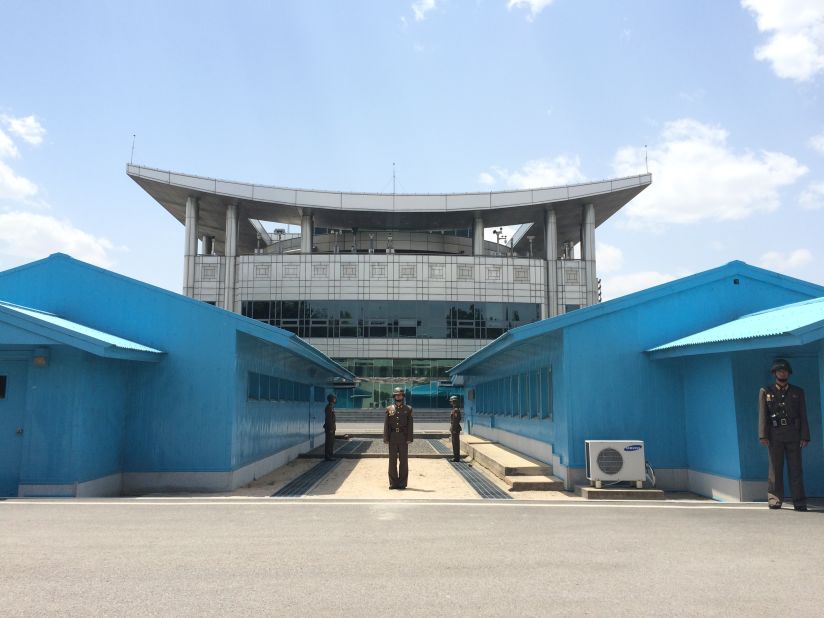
[{"xmin": 272, "ymin": 459, "xmax": 341, "ymax": 497}]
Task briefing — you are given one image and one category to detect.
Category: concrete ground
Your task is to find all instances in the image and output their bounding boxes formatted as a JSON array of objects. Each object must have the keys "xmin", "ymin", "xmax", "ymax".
[
  {"xmin": 4, "ymin": 433, "xmax": 823, "ymax": 615},
  {"xmin": 2, "ymin": 498, "xmax": 823, "ymax": 616}
]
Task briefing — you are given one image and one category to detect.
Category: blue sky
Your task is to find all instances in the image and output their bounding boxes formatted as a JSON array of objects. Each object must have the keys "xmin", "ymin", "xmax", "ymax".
[{"xmin": 1, "ymin": 0, "xmax": 822, "ymax": 299}]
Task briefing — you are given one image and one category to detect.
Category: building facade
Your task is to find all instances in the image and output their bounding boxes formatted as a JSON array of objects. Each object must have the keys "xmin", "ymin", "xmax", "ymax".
[
  {"xmin": 128, "ymin": 164, "xmax": 651, "ymax": 408},
  {"xmin": 0, "ymin": 254, "xmax": 352, "ymax": 497},
  {"xmin": 449, "ymin": 261, "xmax": 824, "ymax": 501}
]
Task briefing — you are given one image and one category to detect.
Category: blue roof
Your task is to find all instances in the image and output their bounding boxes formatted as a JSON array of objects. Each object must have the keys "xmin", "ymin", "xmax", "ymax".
[
  {"xmin": 449, "ymin": 260, "xmax": 824, "ymax": 377},
  {"xmin": 648, "ymin": 296, "xmax": 824, "ymax": 357},
  {"xmin": 0, "ymin": 253, "xmax": 354, "ymax": 380},
  {"xmin": 0, "ymin": 301, "xmax": 164, "ymax": 361}
]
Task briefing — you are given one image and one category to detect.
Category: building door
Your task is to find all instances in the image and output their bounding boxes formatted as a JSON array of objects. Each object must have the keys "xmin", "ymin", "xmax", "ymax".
[{"xmin": 0, "ymin": 361, "xmax": 27, "ymax": 496}]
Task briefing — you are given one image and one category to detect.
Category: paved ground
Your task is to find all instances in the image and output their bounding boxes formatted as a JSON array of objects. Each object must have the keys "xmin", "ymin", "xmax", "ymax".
[{"xmin": 2, "ymin": 498, "xmax": 823, "ymax": 616}]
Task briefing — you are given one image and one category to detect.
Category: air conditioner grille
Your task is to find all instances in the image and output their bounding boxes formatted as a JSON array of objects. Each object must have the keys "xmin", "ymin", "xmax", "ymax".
[{"xmin": 597, "ymin": 448, "xmax": 624, "ymax": 475}]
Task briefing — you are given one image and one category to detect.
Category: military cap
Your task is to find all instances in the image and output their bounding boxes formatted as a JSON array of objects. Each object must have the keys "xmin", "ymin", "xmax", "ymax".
[
  {"xmin": 771, "ymin": 358, "xmax": 792, "ymax": 374},
  {"xmin": 448, "ymin": 395, "xmax": 459, "ymax": 402},
  {"xmin": 327, "ymin": 393, "xmax": 336, "ymax": 402},
  {"xmin": 392, "ymin": 387, "xmax": 404, "ymax": 395}
]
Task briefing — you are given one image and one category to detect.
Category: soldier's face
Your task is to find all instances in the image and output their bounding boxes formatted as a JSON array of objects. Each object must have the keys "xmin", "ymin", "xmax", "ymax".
[
  {"xmin": 394, "ymin": 393, "xmax": 404, "ymax": 401},
  {"xmin": 775, "ymin": 368, "xmax": 789, "ymax": 382}
]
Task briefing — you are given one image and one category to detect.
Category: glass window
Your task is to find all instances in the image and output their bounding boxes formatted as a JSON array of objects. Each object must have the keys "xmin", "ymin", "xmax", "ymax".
[
  {"xmin": 247, "ymin": 372, "xmax": 259, "ymax": 400},
  {"xmin": 259, "ymin": 374, "xmax": 270, "ymax": 400},
  {"xmin": 542, "ymin": 367, "xmax": 553, "ymax": 419}
]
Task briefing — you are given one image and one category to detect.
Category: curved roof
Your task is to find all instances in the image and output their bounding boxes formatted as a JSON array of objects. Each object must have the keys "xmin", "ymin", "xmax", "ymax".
[{"xmin": 127, "ymin": 164, "xmax": 651, "ymax": 255}]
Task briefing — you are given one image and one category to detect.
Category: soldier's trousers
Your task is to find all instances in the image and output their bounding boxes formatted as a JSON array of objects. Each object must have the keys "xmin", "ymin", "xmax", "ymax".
[
  {"xmin": 388, "ymin": 433, "xmax": 409, "ymax": 488},
  {"xmin": 451, "ymin": 431, "xmax": 461, "ymax": 461},
  {"xmin": 324, "ymin": 430, "xmax": 335, "ymax": 459},
  {"xmin": 767, "ymin": 439, "xmax": 806, "ymax": 507}
]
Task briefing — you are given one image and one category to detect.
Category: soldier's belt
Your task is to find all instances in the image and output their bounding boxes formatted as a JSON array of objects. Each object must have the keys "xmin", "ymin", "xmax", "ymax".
[
  {"xmin": 393, "ymin": 428, "xmax": 402, "ymax": 432},
  {"xmin": 771, "ymin": 417, "xmax": 791, "ymax": 427}
]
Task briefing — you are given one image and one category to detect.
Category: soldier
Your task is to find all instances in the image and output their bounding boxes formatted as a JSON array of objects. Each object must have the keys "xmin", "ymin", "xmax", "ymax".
[
  {"xmin": 323, "ymin": 393, "xmax": 337, "ymax": 461},
  {"xmin": 384, "ymin": 387, "xmax": 413, "ymax": 489},
  {"xmin": 449, "ymin": 395, "xmax": 462, "ymax": 462},
  {"xmin": 758, "ymin": 359, "xmax": 810, "ymax": 511}
]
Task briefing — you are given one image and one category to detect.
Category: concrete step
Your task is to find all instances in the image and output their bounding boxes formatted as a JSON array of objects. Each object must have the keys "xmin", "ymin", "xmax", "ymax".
[
  {"xmin": 460, "ymin": 435, "xmax": 556, "ymax": 491},
  {"xmin": 505, "ymin": 474, "xmax": 565, "ymax": 491}
]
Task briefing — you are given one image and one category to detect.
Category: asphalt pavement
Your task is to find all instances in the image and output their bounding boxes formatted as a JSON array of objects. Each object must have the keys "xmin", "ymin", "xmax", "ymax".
[{"xmin": 2, "ymin": 498, "xmax": 823, "ymax": 616}]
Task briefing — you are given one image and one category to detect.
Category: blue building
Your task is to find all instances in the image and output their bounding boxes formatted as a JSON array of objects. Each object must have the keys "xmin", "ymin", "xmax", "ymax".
[
  {"xmin": 450, "ymin": 261, "xmax": 824, "ymax": 501},
  {"xmin": 0, "ymin": 254, "xmax": 353, "ymax": 497}
]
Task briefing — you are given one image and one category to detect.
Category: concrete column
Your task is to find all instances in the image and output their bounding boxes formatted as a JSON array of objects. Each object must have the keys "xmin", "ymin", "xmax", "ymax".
[
  {"xmin": 582, "ymin": 203, "xmax": 595, "ymax": 261},
  {"xmin": 544, "ymin": 207, "xmax": 559, "ymax": 318},
  {"xmin": 472, "ymin": 216, "xmax": 484, "ymax": 256},
  {"xmin": 582, "ymin": 203, "xmax": 597, "ymax": 305},
  {"xmin": 300, "ymin": 214, "xmax": 313, "ymax": 254},
  {"xmin": 183, "ymin": 196, "xmax": 199, "ymax": 297},
  {"xmin": 223, "ymin": 203, "xmax": 239, "ymax": 312}
]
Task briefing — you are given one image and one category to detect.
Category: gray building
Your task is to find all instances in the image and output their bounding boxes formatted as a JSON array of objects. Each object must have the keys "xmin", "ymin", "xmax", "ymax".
[{"xmin": 128, "ymin": 164, "xmax": 651, "ymax": 407}]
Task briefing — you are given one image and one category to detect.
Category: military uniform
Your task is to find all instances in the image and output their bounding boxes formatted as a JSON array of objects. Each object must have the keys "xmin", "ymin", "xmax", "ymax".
[
  {"xmin": 758, "ymin": 379, "xmax": 810, "ymax": 509},
  {"xmin": 449, "ymin": 402, "xmax": 462, "ymax": 462},
  {"xmin": 323, "ymin": 398, "xmax": 337, "ymax": 461},
  {"xmin": 384, "ymin": 399, "xmax": 414, "ymax": 489}
]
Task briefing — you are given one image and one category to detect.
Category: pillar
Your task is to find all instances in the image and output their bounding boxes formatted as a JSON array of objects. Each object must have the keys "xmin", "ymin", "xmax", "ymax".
[
  {"xmin": 544, "ymin": 207, "xmax": 559, "ymax": 318},
  {"xmin": 300, "ymin": 214, "xmax": 313, "ymax": 254},
  {"xmin": 582, "ymin": 203, "xmax": 597, "ymax": 305},
  {"xmin": 472, "ymin": 216, "xmax": 484, "ymax": 256},
  {"xmin": 183, "ymin": 196, "xmax": 198, "ymax": 297},
  {"xmin": 223, "ymin": 203, "xmax": 238, "ymax": 312}
]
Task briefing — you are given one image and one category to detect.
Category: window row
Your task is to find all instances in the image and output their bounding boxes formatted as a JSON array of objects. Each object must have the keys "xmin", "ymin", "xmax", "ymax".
[
  {"xmin": 475, "ymin": 368, "xmax": 552, "ymax": 420},
  {"xmin": 241, "ymin": 300, "xmax": 540, "ymax": 339},
  {"xmin": 247, "ymin": 372, "xmax": 312, "ymax": 402}
]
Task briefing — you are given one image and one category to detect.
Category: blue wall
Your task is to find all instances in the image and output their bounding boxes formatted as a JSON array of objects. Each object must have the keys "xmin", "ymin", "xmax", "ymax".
[
  {"xmin": 0, "ymin": 255, "xmax": 345, "ymax": 494},
  {"xmin": 461, "ymin": 265, "xmax": 824, "ymax": 489},
  {"xmin": 19, "ymin": 346, "xmax": 131, "ymax": 486},
  {"xmin": 681, "ymin": 355, "xmax": 740, "ymax": 478}
]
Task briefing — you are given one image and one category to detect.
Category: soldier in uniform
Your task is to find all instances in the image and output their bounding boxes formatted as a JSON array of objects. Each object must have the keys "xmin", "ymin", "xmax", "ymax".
[
  {"xmin": 758, "ymin": 359, "xmax": 810, "ymax": 511},
  {"xmin": 449, "ymin": 395, "xmax": 462, "ymax": 462},
  {"xmin": 323, "ymin": 393, "xmax": 337, "ymax": 461},
  {"xmin": 384, "ymin": 387, "xmax": 413, "ymax": 489}
]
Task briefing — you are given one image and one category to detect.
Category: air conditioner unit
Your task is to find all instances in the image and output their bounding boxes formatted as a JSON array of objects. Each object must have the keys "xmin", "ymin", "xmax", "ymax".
[{"xmin": 585, "ymin": 440, "xmax": 646, "ymax": 488}]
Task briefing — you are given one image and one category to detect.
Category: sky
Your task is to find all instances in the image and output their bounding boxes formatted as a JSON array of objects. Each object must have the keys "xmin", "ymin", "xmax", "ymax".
[{"xmin": 1, "ymin": 0, "xmax": 823, "ymax": 300}]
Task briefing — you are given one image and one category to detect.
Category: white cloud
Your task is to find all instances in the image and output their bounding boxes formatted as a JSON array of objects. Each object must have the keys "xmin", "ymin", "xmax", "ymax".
[
  {"xmin": 412, "ymin": 0, "xmax": 438, "ymax": 21},
  {"xmin": 741, "ymin": 0, "xmax": 824, "ymax": 81},
  {"xmin": 809, "ymin": 131, "xmax": 824, "ymax": 154},
  {"xmin": 508, "ymin": 0, "xmax": 556, "ymax": 21},
  {"xmin": 1, "ymin": 114, "xmax": 46, "ymax": 146},
  {"xmin": 601, "ymin": 270, "xmax": 680, "ymax": 301},
  {"xmin": 800, "ymin": 181, "xmax": 824, "ymax": 209},
  {"xmin": 596, "ymin": 241, "xmax": 623, "ymax": 274},
  {"xmin": 613, "ymin": 118, "xmax": 807, "ymax": 228},
  {"xmin": 0, "ymin": 160, "xmax": 38, "ymax": 200},
  {"xmin": 0, "ymin": 128, "xmax": 20, "ymax": 159},
  {"xmin": 481, "ymin": 155, "xmax": 586, "ymax": 190},
  {"xmin": 0, "ymin": 211, "xmax": 115, "ymax": 270},
  {"xmin": 478, "ymin": 172, "xmax": 495, "ymax": 186},
  {"xmin": 759, "ymin": 248, "xmax": 813, "ymax": 271}
]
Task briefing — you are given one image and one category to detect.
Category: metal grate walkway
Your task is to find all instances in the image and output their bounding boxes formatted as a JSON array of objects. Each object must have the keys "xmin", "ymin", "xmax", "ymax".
[
  {"xmin": 272, "ymin": 458, "xmax": 341, "ymax": 497},
  {"xmin": 448, "ymin": 460, "xmax": 513, "ymax": 499},
  {"xmin": 426, "ymin": 438, "xmax": 513, "ymax": 499}
]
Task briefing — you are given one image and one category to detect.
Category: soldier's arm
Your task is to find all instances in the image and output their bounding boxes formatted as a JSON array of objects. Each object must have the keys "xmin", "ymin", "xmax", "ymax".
[
  {"xmin": 799, "ymin": 388, "xmax": 810, "ymax": 444},
  {"xmin": 383, "ymin": 408, "xmax": 390, "ymax": 443},
  {"xmin": 407, "ymin": 408, "xmax": 414, "ymax": 443},
  {"xmin": 758, "ymin": 388, "xmax": 769, "ymax": 444}
]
